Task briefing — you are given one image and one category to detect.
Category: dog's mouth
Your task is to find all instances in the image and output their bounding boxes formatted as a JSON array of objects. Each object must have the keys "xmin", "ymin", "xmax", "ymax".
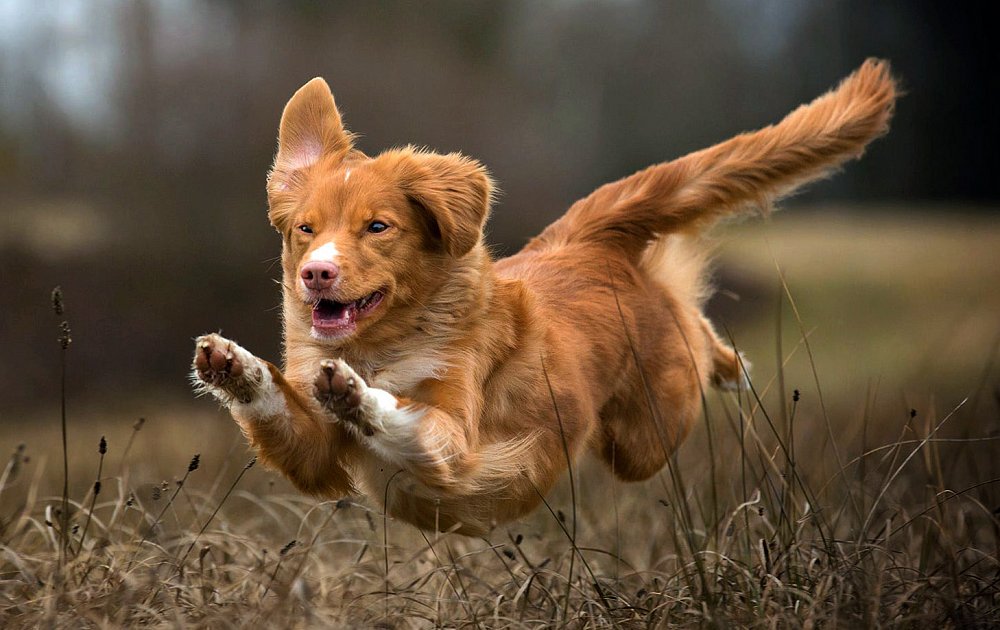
[{"xmin": 310, "ymin": 290, "xmax": 385, "ymax": 337}]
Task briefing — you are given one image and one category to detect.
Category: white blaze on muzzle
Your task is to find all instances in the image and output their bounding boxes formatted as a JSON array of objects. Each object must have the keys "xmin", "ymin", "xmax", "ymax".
[{"xmin": 308, "ymin": 242, "xmax": 341, "ymax": 264}]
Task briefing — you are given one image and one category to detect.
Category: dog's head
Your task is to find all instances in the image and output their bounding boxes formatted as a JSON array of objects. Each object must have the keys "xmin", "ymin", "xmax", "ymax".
[{"xmin": 267, "ymin": 78, "xmax": 494, "ymax": 344}]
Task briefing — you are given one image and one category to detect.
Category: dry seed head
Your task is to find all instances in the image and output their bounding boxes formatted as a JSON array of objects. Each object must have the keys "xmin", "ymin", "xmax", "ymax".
[
  {"xmin": 188, "ymin": 454, "xmax": 201, "ymax": 472},
  {"xmin": 134, "ymin": 417, "xmax": 146, "ymax": 431},
  {"xmin": 99, "ymin": 436, "xmax": 107, "ymax": 455},
  {"xmin": 59, "ymin": 321, "xmax": 72, "ymax": 349},
  {"xmin": 280, "ymin": 540, "xmax": 297, "ymax": 556},
  {"xmin": 94, "ymin": 480, "xmax": 102, "ymax": 495},
  {"xmin": 245, "ymin": 456, "xmax": 257, "ymax": 470},
  {"xmin": 51, "ymin": 286, "xmax": 64, "ymax": 315}
]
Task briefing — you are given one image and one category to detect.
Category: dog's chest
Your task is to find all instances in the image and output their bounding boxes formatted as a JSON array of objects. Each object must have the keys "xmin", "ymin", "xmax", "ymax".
[{"xmin": 363, "ymin": 352, "xmax": 450, "ymax": 395}]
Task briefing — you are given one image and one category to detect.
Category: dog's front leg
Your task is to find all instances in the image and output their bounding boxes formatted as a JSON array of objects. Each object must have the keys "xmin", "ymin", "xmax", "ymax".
[
  {"xmin": 312, "ymin": 359, "xmax": 477, "ymax": 493},
  {"xmin": 192, "ymin": 333, "xmax": 355, "ymax": 496}
]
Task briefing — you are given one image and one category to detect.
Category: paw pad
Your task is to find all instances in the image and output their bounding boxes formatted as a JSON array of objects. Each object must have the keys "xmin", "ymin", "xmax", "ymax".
[
  {"xmin": 313, "ymin": 359, "xmax": 372, "ymax": 435},
  {"xmin": 194, "ymin": 337, "xmax": 244, "ymax": 385}
]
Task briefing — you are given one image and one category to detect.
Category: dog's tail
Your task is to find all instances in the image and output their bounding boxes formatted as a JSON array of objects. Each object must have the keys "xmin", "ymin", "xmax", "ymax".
[{"xmin": 527, "ymin": 58, "xmax": 897, "ymax": 260}]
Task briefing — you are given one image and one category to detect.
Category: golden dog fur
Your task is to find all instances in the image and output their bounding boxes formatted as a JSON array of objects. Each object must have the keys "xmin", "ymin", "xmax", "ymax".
[{"xmin": 194, "ymin": 59, "xmax": 896, "ymax": 534}]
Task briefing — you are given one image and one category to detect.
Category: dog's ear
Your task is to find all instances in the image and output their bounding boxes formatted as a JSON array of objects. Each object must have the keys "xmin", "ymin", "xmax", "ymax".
[
  {"xmin": 399, "ymin": 151, "xmax": 494, "ymax": 258},
  {"xmin": 267, "ymin": 78, "xmax": 353, "ymax": 199}
]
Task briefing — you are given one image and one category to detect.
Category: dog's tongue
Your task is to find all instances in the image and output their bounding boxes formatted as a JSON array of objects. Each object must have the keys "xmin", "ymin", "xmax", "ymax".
[{"xmin": 313, "ymin": 300, "xmax": 355, "ymax": 328}]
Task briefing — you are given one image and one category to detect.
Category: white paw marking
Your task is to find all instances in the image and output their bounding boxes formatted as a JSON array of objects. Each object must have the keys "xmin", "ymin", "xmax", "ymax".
[
  {"xmin": 361, "ymin": 394, "xmax": 429, "ymax": 467},
  {"xmin": 718, "ymin": 353, "xmax": 752, "ymax": 391},
  {"xmin": 234, "ymin": 363, "xmax": 288, "ymax": 419},
  {"xmin": 330, "ymin": 361, "xmax": 427, "ymax": 466},
  {"xmin": 365, "ymin": 388, "xmax": 422, "ymax": 435}
]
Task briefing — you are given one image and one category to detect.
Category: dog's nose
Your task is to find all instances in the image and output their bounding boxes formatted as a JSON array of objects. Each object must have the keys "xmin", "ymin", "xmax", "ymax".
[{"xmin": 301, "ymin": 261, "xmax": 340, "ymax": 290}]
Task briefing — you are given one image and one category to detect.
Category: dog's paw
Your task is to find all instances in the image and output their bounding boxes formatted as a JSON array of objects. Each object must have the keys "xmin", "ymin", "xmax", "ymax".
[
  {"xmin": 313, "ymin": 359, "xmax": 376, "ymax": 436},
  {"xmin": 714, "ymin": 351, "xmax": 752, "ymax": 392},
  {"xmin": 194, "ymin": 334, "xmax": 244, "ymax": 385},
  {"xmin": 192, "ymin": 334, "xmax": 262, "ymax": 404}
]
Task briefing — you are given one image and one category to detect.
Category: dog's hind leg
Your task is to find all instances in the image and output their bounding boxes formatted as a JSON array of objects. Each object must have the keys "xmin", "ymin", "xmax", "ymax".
[
  {"xmin": 700, "ymin": 318, "xmax": 751, "ymax": 391},
  {"xmin": 192, "ymin": 333, "xmax": 356, "ymax": 496},
  {"xmin": 596, "ymin": 305, "xmax": 712, "ymax": 482},
  {"xmin": 597, "ymin": 360, "xmax": 703, "ymax": 482}
]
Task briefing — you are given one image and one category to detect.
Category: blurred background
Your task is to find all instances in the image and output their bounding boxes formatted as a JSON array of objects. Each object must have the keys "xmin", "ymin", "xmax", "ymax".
[{"xmin": 0, "ymin": 1, "xmax": 996, "ymax": 487}]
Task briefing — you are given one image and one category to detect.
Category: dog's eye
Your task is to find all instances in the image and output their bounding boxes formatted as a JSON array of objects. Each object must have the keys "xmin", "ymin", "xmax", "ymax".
[
  {"xmin": 297, "ymin": 224, "xmax": 314, "ymax": 234},
  {"xmin": 367, "ymin": 221, "xmax": 389, "ymax": 234}
]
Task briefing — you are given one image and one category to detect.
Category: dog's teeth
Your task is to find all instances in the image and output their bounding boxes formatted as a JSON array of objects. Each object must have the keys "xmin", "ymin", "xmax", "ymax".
[{"xmin": 357, "ymin": 292, "xmax": 379, "ymax": 309}]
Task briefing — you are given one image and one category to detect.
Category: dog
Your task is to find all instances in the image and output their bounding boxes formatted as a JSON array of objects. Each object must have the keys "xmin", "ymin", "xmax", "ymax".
[{"xmin": 193, "ymin": 59, "xmax": 896, "ymax": 535}]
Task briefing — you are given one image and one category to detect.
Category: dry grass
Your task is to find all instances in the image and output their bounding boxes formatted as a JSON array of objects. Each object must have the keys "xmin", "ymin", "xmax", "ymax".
[{"xmin": 2, "ymin": 211, "xmax": 999, "ymax": 628}]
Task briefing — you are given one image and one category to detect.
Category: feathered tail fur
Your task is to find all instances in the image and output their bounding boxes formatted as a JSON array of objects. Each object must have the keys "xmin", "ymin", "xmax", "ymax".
[{"xmin": 531, "ymin": 58, "xmax": 898, "ymax": 260}]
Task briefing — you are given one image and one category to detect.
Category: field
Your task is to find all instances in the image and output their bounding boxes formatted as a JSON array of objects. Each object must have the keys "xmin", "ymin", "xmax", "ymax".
[{"xmin": 1, "ymin": 210, "xmax": 999, "ymax": 627}]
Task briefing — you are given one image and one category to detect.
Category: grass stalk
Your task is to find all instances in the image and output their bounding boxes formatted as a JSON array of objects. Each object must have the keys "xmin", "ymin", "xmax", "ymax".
[
  {"xmin": 75, "ymin": 436, "xmax": 106, "ymax": 556},
  {"xmin": 538, "ymin": 354, "xmax": 578, "ymax": 624},
  {"xmin": 176, "ymin": 456, "xmax": 256, "ymax": 570},
  {"xmin": 128, "ymin": 453, "xmax": 200, "ymax": 571},
  {"xmin": 51, "ymin": 287, "xmax": 72, "ymax": 572},
  {"xmin": 773, "ymin": 264, "xmax": 861, "ymax": 522}
]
